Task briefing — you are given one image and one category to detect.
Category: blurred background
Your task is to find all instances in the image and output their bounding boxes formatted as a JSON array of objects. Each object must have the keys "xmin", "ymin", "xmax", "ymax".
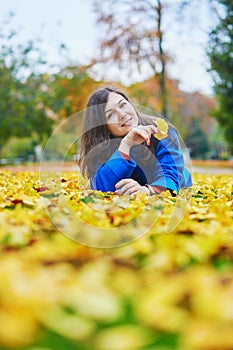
[{"xmin": 0, "ymin": 0, "xmax": 232, "ymax": 166}]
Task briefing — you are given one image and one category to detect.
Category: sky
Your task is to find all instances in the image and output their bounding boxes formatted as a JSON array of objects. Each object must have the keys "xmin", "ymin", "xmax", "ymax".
[{"xmin": 1, "ymin": 0, "xmax": 214, "ymax": 95}]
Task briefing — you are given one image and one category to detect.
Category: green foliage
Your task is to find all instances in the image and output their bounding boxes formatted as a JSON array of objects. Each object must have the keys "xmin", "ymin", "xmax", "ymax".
[
  {"xmin": 208, "ymin": 122, "xmax": 230, "ymax": 159},
  {"xmin": 207, "ymin": 0, "xmax": 233, "ymax": 152},
  {"xmin": 0, "ymin": 13, "xmax": 97, "ymax": 161},
  {"xmin": 42, "ymin": 133, "xmax": 78, "ymax": 161},
  {"xmin": 185, "ymin": 118, "xmax": 210, "ymax": 159},
  {"xmin": 0, "ymin": 13, "xmax": 54, "ymax": 150},
  {"xmin": 48, "ymin": 65, "xmax": 99, "ymax": 118},
  {"xmin": 1, "ymin": 137, "xmax": 34, "ymax": 159}
]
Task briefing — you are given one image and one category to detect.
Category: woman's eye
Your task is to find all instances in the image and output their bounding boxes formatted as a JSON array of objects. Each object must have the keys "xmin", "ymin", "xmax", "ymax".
[
  {"xmin": 107, "ymin": 112, "xmax": 115, "ymax": 119},
  {"xmin": 120, "ymin": 102, "xmax": 127, "ymax": 108}
]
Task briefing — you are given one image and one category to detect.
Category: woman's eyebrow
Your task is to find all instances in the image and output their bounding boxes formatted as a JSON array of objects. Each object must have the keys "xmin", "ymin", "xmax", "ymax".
[{"xmin": 105, "ymin": 99, "xmax": 125, "ymax": 114}]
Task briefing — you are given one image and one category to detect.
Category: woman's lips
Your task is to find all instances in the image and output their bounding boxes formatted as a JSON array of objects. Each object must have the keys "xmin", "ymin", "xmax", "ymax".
[{"xmin": 121, "ymin": 118, "xmax": 132, "ymax": 127}]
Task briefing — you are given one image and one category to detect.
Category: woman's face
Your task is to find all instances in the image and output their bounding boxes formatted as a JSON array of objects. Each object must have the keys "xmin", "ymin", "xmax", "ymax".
[{"xmin": 104, "ymin": 92, "xmax": 138, "ymax": 137}]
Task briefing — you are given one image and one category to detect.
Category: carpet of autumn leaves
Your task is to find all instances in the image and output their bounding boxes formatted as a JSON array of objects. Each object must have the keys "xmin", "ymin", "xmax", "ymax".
[{"xmin": 0, "ymin": 169, "xmax": 233, "ymax": 350}]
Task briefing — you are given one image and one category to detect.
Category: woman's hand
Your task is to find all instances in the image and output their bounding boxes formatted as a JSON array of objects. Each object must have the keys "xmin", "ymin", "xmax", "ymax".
[
  {"xmin": 118, "ymin": 125, "xmax": 157, "ymax": 155},
  {"xmin": 115, "ymin": 179, "xmax": 150, "ymax": 196}
]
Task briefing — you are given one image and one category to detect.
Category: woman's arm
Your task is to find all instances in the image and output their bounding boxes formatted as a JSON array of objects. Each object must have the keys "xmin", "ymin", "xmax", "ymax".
[
  {"xmin": 91, "ymin": 125, "xmax": 157, "ymax": 192},
  {"xmin": 91, "ymin": 126, "xmax": 192, "ymax": 194},
  {"xmin": 150, "ymin": 127, "xmax": 192, "ymax": 193},
  {"xmin": 90, "ymin": 150, "xmax": 137, "ymax": 192}
]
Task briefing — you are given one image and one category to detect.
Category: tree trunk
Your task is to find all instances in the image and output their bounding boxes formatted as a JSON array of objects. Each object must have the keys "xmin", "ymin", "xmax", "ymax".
[{"xmin": 157, "ymin": 0, "xmax": 168, "ymax": 118}]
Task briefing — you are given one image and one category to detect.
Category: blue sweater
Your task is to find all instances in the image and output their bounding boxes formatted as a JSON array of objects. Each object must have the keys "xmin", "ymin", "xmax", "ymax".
[{"xmin": 90, "ymin": 128, "xmax": 192, "ymax": 194}]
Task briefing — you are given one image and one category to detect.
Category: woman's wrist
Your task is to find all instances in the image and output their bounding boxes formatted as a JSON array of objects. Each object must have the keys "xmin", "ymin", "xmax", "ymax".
[
  {"xmin": 119, "ymin": 139, "xmax": 131, "ymax": 155},
  {"xmin": 146, "ymin": 185, "xmax": 166, "ymax": 195},
  {"xmin": 142, "ymin": 185, "xmax": 151, "ymax": 195},
  {"xmin": 144, "ymin": 184, "xmax": 156, "ymax": 195}
]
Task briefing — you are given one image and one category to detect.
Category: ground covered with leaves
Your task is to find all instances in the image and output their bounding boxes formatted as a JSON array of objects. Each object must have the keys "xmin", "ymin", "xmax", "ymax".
[{"xmin": 0, "ymin": 170, "xmax": 232, "ymax": 350}]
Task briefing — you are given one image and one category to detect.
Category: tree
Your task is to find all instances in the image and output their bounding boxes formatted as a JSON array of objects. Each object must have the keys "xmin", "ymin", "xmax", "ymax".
[
  {"xmin": 0, "ymin": 13, "xmax": 54, "ymax": 153},
  {"xmin": 185, "ymin": 118, "xmax": 210, "ymax": 159},
  {"xmin": 126, "ymin": 77, "xmax": 216, "ymax": 143},
  {"xmin": 91, "ymin": 0, "xmax": 170, "ymax": 117},
  {"xmin": 50, "ymin": 65, "xmax": 99, "ymax": 118},
  {"xmin": 207, "ymin": 0, "xmax": 233, "ymax": 152}
]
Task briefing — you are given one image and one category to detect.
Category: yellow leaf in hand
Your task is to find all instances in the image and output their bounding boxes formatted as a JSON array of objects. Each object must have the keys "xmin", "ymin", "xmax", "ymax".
[{"xmin": 153, "ymin": 117, "xmax": 168, "ymax": 140}]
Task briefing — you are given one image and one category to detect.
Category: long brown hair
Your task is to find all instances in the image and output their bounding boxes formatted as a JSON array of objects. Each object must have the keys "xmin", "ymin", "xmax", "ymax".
[{"xmin": 80, "ymin": 86, "xmax": 163, "ymax": 178}]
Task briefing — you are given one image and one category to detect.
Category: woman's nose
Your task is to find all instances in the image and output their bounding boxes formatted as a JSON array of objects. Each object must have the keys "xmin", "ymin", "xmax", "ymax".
[{"xmin": 116, "ymin": 108, "xmax": 125, "ymax": 119}]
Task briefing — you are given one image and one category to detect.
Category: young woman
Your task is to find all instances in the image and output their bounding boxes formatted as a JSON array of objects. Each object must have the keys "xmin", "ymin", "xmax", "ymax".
[{"xmin": 80, "ymin": 86, "xmax": 192, "ymax": 196}]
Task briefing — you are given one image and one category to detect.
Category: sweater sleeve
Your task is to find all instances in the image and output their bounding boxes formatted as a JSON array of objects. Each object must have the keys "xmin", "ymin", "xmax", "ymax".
[
  {"xmin": 150, "ymin": 128, "xmax": 192, "ymax": 193},
  {"xmin": 90, "ymin": 149, "xmax": 137, "ymax": 192}
]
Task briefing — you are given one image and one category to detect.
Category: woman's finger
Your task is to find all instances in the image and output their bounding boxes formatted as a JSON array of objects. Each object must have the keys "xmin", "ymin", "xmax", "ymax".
[
  {"xmin": 138, "ymin": 125, "xmax": 157, "ymax": 134},
  {"xmin": 115, "ymin": 183, "xmax": 134, "ymax": 194},
  {"xmin": 118, "ymin": 183, "xmax": 139, "ymax": 195},
  {"xmin": 131, "ymin": 129, "xmax": 150, "ymax": 144},
  {"xmin": 115, "ymin": 183, "xmax": 137, "ymax": 195},
  {"xmin": 148, "ymin": 125, "xmax": 158, "ymax": 134},
  {"xmin": 122, "ymin": 187, "xmax": 138, "ymax": 195},
  {"xmin": 115, "ymin": 179, "xmax": 139, "ymax": 195},
  {"xmin": 115, "ymin": 178, "xmax": 136, "ymax": 189},
  {"xmin": 134, "ymin": 125, "xmax": 158, "ymax": 144}
]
